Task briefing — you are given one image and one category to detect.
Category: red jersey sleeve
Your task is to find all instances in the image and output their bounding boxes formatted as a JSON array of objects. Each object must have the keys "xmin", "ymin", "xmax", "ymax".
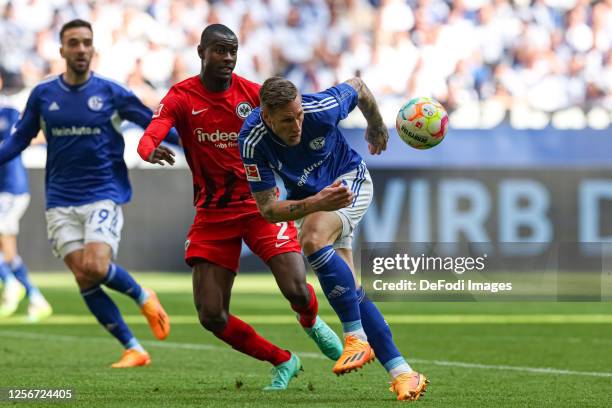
[{"xmin": 137, "ymin": 90, "xmax": 182, "ymax": 161}]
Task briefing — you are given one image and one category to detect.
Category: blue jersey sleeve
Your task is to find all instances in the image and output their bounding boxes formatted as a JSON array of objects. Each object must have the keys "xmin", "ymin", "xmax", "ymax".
[
  {"xmin": 112, "ymin": 83, "xmax": 180, "ymax": 145},
  {"xmin": 0, "ymin": 90, "xmax": 40, "ymax": 165},
  {"xmin": 239, "ymin": 121, "xmax": 276, "ymax": 193},
  {"xmin": 6, "ymin": 108, "xmax": 19, "ymax": 128},
  {"xmin": 303, "ymin": 83, "xmax": 358, "ymax": 126}
]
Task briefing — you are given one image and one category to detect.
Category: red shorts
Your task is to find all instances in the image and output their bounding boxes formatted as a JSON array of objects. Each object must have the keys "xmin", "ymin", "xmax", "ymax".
[{"xmin": 184, "ymin": 209, "xmax": 301, "ymax": 272}]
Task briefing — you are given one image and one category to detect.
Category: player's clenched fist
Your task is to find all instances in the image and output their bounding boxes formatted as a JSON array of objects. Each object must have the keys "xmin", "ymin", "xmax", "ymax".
[{"xmin": 313, "ymin": 180, "xmax": 354, "ymax": 211}]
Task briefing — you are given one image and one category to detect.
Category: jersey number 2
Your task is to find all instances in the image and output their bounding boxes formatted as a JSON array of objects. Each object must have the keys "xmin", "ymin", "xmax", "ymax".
[{"xmin": 276, "ymin": 222, "xmax": 289, "ymax": 241}]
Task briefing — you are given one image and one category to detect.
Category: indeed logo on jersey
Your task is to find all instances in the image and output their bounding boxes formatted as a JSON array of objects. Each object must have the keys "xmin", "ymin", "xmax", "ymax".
[
  {"xmin": 195, "ymin": 128, "xmax": 239, "ymax": 149},
  {"xmin": 51, "ymin": 126, "xmax": 102, "ymax": 137},
  {"xmin": 297, "ymin": 155, "xmax": 328, "ymax": 187}
]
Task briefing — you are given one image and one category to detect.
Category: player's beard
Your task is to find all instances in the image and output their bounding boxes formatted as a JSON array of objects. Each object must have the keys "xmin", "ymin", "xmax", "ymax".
[{"xmin": 68, "ymin": 58, "xmax": 91, "ymax": 77}]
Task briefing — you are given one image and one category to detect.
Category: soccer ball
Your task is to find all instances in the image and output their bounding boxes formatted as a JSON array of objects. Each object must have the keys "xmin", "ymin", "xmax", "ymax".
[{"xmin": 396, "ymin": 97, "xmax": 449, "ymax": 149}]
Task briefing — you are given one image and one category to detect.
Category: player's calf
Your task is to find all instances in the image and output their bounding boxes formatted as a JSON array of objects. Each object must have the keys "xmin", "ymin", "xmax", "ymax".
[
  {"xmin": 213, "ymin": 314, "xmax": 294, "ymax": 369},
  {"xmin": 280, "ymin": 281, "xmax": 310, "ymax": 309},
  {"xmin": 80, "ymin": 284, "xmax": 150, "ymax": 366}
]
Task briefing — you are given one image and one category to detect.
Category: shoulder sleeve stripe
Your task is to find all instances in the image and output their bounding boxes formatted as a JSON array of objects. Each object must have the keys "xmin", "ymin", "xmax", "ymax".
[
  {"xmin": 246, "ymin": 127, "xmax": 266, "ymax": 159},
  {"xmin": 301, "ymin": 95, "xmax": 335, "ymax": 107},
  {"xmin": 303, "ymin": 102, "xmax": 339, "ymax": 114},
  {"xmin": 242, "ymin": 122, "xmax": 263, "ymax": 157},
  {"xmin": 242, "ymin": 122, "xmax": 265, "ymax": 159}
]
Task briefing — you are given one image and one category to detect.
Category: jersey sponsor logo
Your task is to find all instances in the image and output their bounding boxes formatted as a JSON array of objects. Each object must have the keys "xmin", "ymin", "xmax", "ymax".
[
  {"xmin": 244, "ymin": 163, "xmax": 261, "ymax": 181},
  {"xmin": 192, "ymin": 107, "xmax": 208, "ymax": 115},
  {"xmin": 275, "ymin": 240, "xmax": 291, "ymax": 248},
  {"xmin": 309, "ymin": 137, "xmax": 325, "ymax": 150},
  {"xmin": 296, "ymin": 156, "xmax": 328, "ymax": 186},
  {"xmin": 153, "ymin": 103, "xmax": 164, "ymax": 118},
  {"xmin": 195, "ymin": 128, "xmax": 239, "ymax": 143},
  {"xmin": 48, "ymin": 101, "xmax": 60, "ymax": 111},
  {"xmin": 87, "ymin": 96, "xmax": 104, "ymax": 111},
  {"xmin": 50, "ymin": 126, "xmax": 102, "ymax": 137},
  {"xmin": 236, "ymin": 102, "xmax": 252, "ymax": 119}
]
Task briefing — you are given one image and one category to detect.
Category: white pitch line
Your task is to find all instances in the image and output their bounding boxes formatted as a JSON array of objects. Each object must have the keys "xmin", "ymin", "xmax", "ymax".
[
  {"xmin": 409, "ymin": 359, "xmax": 612, "ymax": 378},
  {"xmin": 1, "ymin": 330, "xmax": 611, "ymax": 378}
]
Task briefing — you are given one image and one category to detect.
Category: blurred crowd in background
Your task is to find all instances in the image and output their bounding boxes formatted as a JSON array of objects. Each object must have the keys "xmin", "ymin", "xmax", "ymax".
[{"xmin": 0, "ymin": 0, "xmax": 610, "ymax": 129}]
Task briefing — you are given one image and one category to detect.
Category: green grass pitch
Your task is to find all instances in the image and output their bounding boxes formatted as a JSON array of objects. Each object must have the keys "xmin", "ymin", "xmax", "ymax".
[{"xmin": 1, "ymin": 273, "xmax": 611, "ymax": 407}]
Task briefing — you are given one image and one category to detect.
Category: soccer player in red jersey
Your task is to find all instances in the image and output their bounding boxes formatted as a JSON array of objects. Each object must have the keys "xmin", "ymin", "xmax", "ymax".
[{"xmin": 137, "ymin": 24, "xmax": 343, "ymax": 390}]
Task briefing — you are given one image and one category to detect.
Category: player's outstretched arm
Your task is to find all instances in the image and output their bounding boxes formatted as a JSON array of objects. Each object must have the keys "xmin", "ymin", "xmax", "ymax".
[
  {"xmin": 344, "ymin": 77, "xmax": 388, "ymax": 155},
  {"xmin": 137, "ymin": 97, "xmax": 179, "ymax": 166},
  {"xmin": 252, "ymin": 181, "xmax": 354, "ymax": 223}
]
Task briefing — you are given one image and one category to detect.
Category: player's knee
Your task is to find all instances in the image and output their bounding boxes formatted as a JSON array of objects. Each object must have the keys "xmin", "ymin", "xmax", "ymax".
[
  {"xmin": 197, "ymin": 308, "xmax": 228, "ymax": 333},
  {"xmin": 73, "ymin": 270, "xmax": 98, "ymax": 290},
  {"xmin": 81, "ymin": 258, "xmax": 110, "ymax": 282},
  {"xmin": 299, "ymin": 230, "xmax": 329, "ymax": 256}
]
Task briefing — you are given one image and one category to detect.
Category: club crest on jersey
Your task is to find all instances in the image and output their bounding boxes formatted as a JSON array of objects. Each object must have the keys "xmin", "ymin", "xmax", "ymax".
[
  {"xmin": 87, "ymin": 96, "xmax": 104, "ymax": 111},
  {"xmin": 309, "ymin": 137, "xmax": 325, "ymax": 151},
  {"xmin": 236, "ymin": 102, "xmax": 252, "ymax": 119},
  {"xmin": 153, "ymin": 103, "xmax": 164, "ymax": 118},
  {"xmin": 244, "ymin": 163, "xmax": 261, "ymax": 181}
]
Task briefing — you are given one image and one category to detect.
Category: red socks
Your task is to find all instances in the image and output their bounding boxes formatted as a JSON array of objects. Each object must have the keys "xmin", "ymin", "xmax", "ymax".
[
  {"xmin": 214, "ymin": 315, "xmax": 290, "ymax": 366},
  {"xmin": 291, "ymin": 283, "xmax": 318, "ymax": 328},
  {"xmin": 211, "ymin": 284, "xmax": 318, "ymax": 366}
]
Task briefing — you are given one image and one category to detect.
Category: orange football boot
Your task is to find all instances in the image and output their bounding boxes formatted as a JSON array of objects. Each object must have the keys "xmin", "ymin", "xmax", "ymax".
[
  {"xmin": 111, "ymin": 349, "xmax": 151, "ymax": 368},
  {"xmin": 140, "ymin": 288, "xmax": 170, "ymax": 340},
  {"xmin": 390, "ymin": 371, "xmax": 429, "ymax": 401},
  {"xmin": 332, "ymin": 335, "xmax": 375, "ymax": 375}
]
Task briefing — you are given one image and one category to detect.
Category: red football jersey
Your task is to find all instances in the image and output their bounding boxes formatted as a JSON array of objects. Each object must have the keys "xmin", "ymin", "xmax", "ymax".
[{"xmin": 139, "ymin": 74, "xmax": 260, "ymax": 210}]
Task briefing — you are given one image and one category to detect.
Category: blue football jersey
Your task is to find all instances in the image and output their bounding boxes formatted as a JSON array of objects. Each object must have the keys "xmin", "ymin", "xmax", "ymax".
[
  {"xmin": 239, "ymin": 83, "xmax": 363, "ymax": 200},
  {"xmin": 0, "ymin": 73, "xmax": 157, "ymax": 209},
  {"xmin": 0, "ymin": 106, "xmax": 28, "ymax": 194}
]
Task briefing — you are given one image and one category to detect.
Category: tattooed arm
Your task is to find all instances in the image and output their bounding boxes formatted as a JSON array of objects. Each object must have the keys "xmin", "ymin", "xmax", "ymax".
[
  {"xmin": 252, "ymin": 181, "xmax": 354, "ymax": 223},
  {"xmin": 344, "ymin": 77, "xmax": 388, "ymax": 155}
]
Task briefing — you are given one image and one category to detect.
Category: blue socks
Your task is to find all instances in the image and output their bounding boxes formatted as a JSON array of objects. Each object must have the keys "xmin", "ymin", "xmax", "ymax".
[
  {"xmin": 81, "ymin": 285, "xmax": 136, "ymax": 348},
  {"xmin": 307, "ymin": 246, "xmax": 364, "ymax": 336},
  {"xmin": 0, "ymin": 262, "xmax": 13, "ymax": 284},
  {"xmin": 81, "ymin": 264, "xmax": 148, "ymax": 351},
  {"xmin": 357, "ymin": 287, "xmax": 412, "ymax": 375},
  {"xmin": 102, "ymin": 264, "xmax": 148, "ymax": 306},
  {"xmin": 10, "ymin": 256, "xmax": 34, "ymax": 296}
]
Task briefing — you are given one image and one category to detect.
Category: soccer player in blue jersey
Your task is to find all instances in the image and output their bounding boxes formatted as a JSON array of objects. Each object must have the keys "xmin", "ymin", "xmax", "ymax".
[
  {"xmin": 239, "ymin": 77, "xmax": 428, "ymax": 400},
  {"xmin": 0, "ymin": 87, "xmax": 52, "ymax": 321},
  {"xmin": 0, "ymin": 19, "xmax": 172, "ymax": 367}
]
